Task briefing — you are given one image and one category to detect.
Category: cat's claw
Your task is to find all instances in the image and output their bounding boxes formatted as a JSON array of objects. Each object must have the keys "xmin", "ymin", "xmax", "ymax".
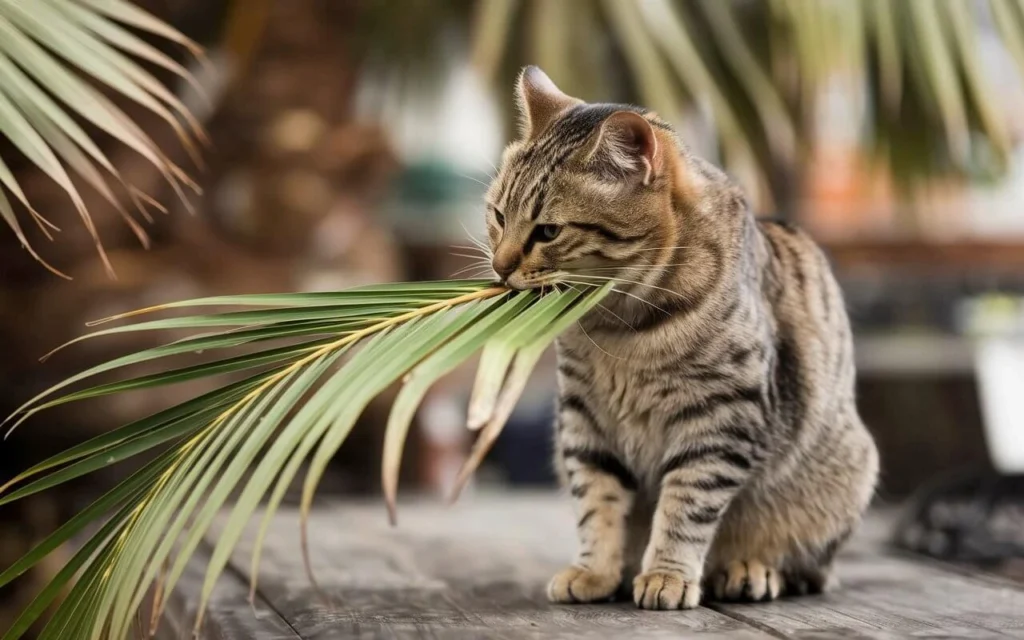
[
  {"xmin": 711, "ymin": 560, "xmax": 781, "ymax": 602},
  {"xmin": 633, "ymin": 570, "xmax": 701, "ymax": 610},
  {"xmin": 547, "ymin": 566, "xmax": 619, "ymax": 604}
]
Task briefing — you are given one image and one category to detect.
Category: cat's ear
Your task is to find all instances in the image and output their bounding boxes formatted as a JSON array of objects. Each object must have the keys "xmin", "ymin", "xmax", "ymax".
[
  {"xmin": 583, "ymin": 111, "xmax": 660, "ymax": 186},
  {"xmin": 515, "ymin": 66, "xmax": 581, "ymax": 139}
]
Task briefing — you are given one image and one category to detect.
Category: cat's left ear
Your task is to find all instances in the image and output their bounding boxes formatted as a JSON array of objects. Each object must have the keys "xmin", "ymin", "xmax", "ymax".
[
  {"xmin": 515, "ymin": 66, "xmax": 581, "ymax": 139},
  {"xmin": 584, "ymin": 111, "xmax": 660, "ymax": 186}
]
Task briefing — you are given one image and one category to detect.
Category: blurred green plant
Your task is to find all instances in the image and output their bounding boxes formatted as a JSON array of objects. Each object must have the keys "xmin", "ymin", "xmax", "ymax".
[
  {"xmin": 0, "ymin": 279, "xmax": 611, "ymax": 639},
  {"xmin": 356, "ymin": 0, "xmax": 1024, "ymax": 206},
  {"xmin": 0, "ymin": 0, "xmax": 204, "ymax": 277}
]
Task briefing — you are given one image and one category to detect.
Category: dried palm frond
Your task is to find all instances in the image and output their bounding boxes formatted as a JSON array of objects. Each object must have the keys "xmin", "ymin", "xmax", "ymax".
[{"xmin": 0, "ymin": 0, "xmax": 204, "ymax": 277}]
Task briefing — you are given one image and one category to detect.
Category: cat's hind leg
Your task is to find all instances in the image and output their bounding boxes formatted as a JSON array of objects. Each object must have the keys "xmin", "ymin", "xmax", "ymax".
[
  {"xmin": 705, "ymin": 482, "xmax": 857, "ymax": 603},
  {"xmin": 707, "ymin": 523, "xmax": 850, "ymax": 602}
]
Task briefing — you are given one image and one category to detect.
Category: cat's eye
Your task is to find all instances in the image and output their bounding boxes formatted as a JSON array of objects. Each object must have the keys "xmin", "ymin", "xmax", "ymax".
[
  {"xmin": 534, "ymin": 224, "xmax": 561, "ymax": 242},
  {"xmin": 491, "ymin": 208, "xmax": 505, "ymax": 227}
]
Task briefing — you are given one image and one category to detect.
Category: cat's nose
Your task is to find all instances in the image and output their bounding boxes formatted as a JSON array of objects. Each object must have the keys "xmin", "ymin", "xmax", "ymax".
[{"xmin": 492, "ymin": 250, "xmax": 521, "ymax": 281}]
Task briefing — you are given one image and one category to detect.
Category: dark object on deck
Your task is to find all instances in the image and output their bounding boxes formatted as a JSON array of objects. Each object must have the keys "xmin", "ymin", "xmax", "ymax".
[
  {"xmin": 895, "ymin": 468, "xmax": 1024, "ymax": 568},
  {"xmin": 163, "ymin": 494, "xmax": 1024, "ymax": 639}
]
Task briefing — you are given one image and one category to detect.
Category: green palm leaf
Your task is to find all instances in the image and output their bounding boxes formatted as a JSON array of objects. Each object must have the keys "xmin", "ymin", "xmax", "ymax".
[
  {"xmin": 0, "ymin": 0, "xmax": 202, "ymax": 276},
  {"xmin": 0, "ymin": 279, "xmax": 612, "ymax": 639}
]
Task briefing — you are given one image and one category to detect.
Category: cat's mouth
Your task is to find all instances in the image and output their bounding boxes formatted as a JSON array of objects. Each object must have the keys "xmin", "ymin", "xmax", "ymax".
[
  {"xmin": 505, "ymin": 269, "xmax": 597, "ymax": 292},
  {"xmin": 499, "ymin": 270, "xmax": 548, "ymax": 290},
  {"xmin": 504, "ymin": 270, "xmax": 560, "ymax": 291},
  {"xmin": 504, "ymin": 261, "xmax": 630, "ymax": 291}
]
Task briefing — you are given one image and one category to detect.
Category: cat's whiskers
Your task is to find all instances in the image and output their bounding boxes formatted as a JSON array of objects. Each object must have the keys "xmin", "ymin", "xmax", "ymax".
[
  {"xmin": 577, "ymin": 287, "xmax": 637, "ymax": 333},
  {"xmin": 449, "ymin": 251, "xmax": 494, "ymax": 278},
  {"xmin": 450, "ymin": 252, "xmax": 491, "ymax": 261},
  {"xmin": 458, "ymin": 222, "xmax": 494, "ymax": 259},
  {"xmin": 450, "ymin": 244, "xmax": 489, "ymax": 254},
  {"xmin": 577, "ymin": 318, "xmax": 626, "ymax": 359},
  {"xmin": 450, "ymin": 241, "xmax": 491, "ymax": 257},
  {"xmin": 568, "ymin": 272, "xmax": 687, "ymax": 301},
  {"xmin": 560, "ymin": 282, "xmax": 630, "ymax": 330},
  {"xmin": 454, "ymin": 171, "xmax": 491, "ymax": 189},
  {"xmin": 451, "ymin": 262, "xmax": 493, "ymax": 276},
  {"xmin": 595, "ymin": 302, "xmax": 636, "ymax": 332},
  {"xmin": 467, "ymin": 150, "xmax": 498, "ymax": 177},
  {"xmin": 557, "ymin": 276, "xmax": 670, "ymax": 318},
  {"xmin": 561, "ymin": 284, "xmax": 628, "ymax": 360},
  {"xmin": 450, "ymin": 265, "xmax": 493, "ymax": 279},
  {"xmin": 450, "ymin": 252, "xmax": 492, "ymax": 269},
  {"xmin": 466, "ymin": 234, "xmax": 492, "ymax": 253},
  {"xmin": 574, "ymin": 263, "xmax": 689, "ymax": 272},
  {"xmin": 633, "ymin": 245, "xmax": 693, "ymax": 252}
]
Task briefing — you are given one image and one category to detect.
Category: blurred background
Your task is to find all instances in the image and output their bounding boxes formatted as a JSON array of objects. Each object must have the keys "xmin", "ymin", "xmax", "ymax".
[{"xmin": 3, "ymin": 0, "xmax": 1024, "ymax": 631}]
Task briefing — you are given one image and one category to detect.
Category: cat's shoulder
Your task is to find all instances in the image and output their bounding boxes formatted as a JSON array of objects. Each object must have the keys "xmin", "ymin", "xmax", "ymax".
[
  {"xmin": 757, "ymin": 216, "xmax": 803, "ymax": 236},
  {"xmin": 756, "ymin": 216, "xmax": 828, "ymax": 256}
]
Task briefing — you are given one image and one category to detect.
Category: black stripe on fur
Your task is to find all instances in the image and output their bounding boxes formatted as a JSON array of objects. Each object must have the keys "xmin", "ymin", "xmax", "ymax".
[{"xmin": 563, "ymin": 447, "xmax": 639, "ymax": 491}]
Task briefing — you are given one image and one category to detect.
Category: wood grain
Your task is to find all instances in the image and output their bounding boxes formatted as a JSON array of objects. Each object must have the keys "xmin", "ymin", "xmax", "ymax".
[
  {"xmin": 160, "ymin": 545, "xmax": 300, "ymax": 640},
  {"xmin": 163, "ymin": 494, "xmax": 1024, "ymax": 639},
  {"xmin": 709, "ymin": 511, "xmax": 1024, "ymax": 639}
]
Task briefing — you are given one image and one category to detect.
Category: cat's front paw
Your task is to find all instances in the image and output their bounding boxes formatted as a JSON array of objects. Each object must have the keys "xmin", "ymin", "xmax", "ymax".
[
  {"xmin": 547, "ymin": 566, "xmax": 620, "ymax": 604},
  {"xmin": 710, "ymin": 560, "xmax": 781, "ymax": 602},
  {"xmin": 633, "ymin": 570, "xmax": 701, "ymax": 610}
]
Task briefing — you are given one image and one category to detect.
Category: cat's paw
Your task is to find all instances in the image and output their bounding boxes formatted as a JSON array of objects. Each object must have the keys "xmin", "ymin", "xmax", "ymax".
[
  {"xmin": 710, "ymin": 560, "xmax": 781, "ymax": 602},
  {"xmin": 633, "ymin": 570, "xmax": 701, "ymax": 610},
  {"xmin": 547, "ymin": 566, "xmax": 620, "ymax": 604}
]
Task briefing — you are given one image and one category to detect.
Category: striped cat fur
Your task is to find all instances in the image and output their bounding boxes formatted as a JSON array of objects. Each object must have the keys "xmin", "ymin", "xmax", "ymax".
[{"xmin": 483, "ymin": 67, "xmax": 879, "ymax": 610}]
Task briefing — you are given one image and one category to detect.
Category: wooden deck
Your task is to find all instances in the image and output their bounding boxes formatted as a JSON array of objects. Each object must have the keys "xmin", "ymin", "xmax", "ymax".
[{"xmin": 163, "ymin": 493, "xmax": 1024, "ymax": 639}]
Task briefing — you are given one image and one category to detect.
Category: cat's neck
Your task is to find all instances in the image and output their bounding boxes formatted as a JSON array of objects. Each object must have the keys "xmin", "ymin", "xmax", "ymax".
[{"xmin": 570, "ymin": 219, "xmax": 760, "ymax": 363}]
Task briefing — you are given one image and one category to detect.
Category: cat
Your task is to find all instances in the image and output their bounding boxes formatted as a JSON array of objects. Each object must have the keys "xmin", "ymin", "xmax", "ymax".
[{"xmin": 483, "ymin": 67, "xmax": 879, "ymax": 610}]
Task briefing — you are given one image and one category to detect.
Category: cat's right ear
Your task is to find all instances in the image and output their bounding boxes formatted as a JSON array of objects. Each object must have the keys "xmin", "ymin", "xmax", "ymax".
[
  {"xmin": 583, "ymin": 110, "xmax": 661, "ymax": 186},
  {"xmin": 515, "ymin": 66, "xmax": 581, "ymax": 140}
]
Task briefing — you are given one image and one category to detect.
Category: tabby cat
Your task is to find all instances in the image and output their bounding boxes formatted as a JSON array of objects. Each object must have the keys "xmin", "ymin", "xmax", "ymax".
[{"xmin": 484, "ymin": 67, "xmax": 879, "ymax": 609}]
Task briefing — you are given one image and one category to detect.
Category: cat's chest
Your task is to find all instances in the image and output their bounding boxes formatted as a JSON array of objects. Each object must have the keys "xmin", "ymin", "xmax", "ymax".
[
  {"xmin": 558, "ymin": 345, "xmax": 681, "ymax": 459},
  {"xmin": 580, "ymin": 356, "xmax": 698, "ymax": 485},
  {"xmin": 558, "ymin": 335, "xmax": 682, "ymax": 421},
  {"xmin": 556, "ymin": 334, "xmax": 731, "ymax": 477},
  {"xmin": 589, "ymin": 361, "xmax": 659, "ymax": 424}
]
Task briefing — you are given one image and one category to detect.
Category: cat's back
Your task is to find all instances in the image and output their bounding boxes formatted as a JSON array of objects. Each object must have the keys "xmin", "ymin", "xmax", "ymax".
[
  {"xmin": 755, "ymin": 217, "xmax": 863, "ymax": 450},
  {"xmin": 757, "ymin": 218, "xmax": 852, "ymax": 361}
]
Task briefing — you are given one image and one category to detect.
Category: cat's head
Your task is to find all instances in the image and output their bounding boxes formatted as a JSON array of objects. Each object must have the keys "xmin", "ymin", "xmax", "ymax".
[{"xmin": 484, "ymin": 66, "xmax": 723, "ymax": 291}]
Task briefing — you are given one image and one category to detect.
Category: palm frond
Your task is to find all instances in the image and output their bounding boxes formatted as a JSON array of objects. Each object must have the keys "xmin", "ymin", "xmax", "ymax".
[
  {"xmin": 0, "ymin": 0, "xmax": 203, "ymax": 277},
  {"xmin": 0, "ymin": 278, "xmax": 611, "ymax": 639}
]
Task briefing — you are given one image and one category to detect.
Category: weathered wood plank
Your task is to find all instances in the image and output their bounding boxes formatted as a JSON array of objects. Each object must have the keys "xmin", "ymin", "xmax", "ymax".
[
  {"xmin": 215, "ymin": 494, "xmax": 770, "ymax": 639},
  {"xmin": 160, "ymin": 544, "xmax": 301, "ymax": 640},
  {"xmin": 711, "ymin": 514, "xmax": 1024, "ymax": 639},
  {"xmin": 187, "ymin": 494, "xmax": 1024, "ymax": 639}
]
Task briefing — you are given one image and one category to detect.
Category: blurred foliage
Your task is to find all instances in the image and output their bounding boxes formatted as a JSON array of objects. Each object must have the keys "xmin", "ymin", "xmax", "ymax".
[
  {"xmin": 0, "ymin": 0, "xmax": 203, "ymax": 276},
  {"xmin": 9, "ymin": 1, "xmax": 1023, "ymax": 269},
  {"xmin": 353, "ymin": 0, "xmax": 1024, "ymax": 205}
]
